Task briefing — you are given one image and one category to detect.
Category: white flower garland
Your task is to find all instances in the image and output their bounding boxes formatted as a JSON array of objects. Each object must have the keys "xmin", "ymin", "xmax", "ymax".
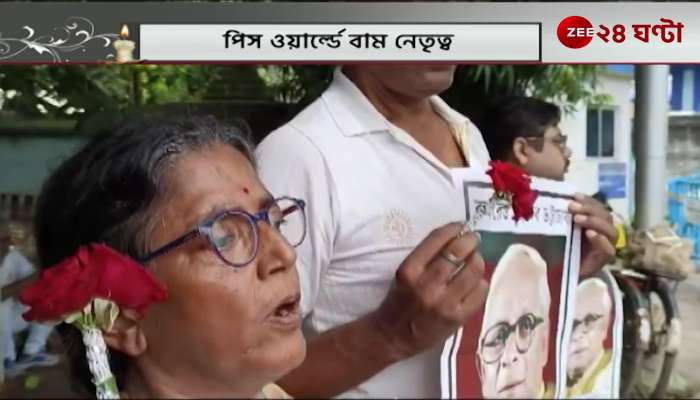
[
  {"xmin": 82, "ymin": 327, "xmax": 119, "ymax": 399},
  {"xmin": 66, "ymin": 299, "xmax": 121, "ymax": 399}
]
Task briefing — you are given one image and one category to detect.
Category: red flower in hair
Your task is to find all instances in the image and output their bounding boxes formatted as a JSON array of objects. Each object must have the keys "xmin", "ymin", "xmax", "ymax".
[
  {"xmin": 19, "ymin": 244, "xmax": 167, "ymax": 322},
  {"xmin": 486, "ymin": 161, "xmax": 538, "ymax": 222}
]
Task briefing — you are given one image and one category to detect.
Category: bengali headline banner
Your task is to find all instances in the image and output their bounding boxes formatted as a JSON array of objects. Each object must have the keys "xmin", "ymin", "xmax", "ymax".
[{"xmin": 138, "ymin": 23, "xmax": 541, "ymax": 62}]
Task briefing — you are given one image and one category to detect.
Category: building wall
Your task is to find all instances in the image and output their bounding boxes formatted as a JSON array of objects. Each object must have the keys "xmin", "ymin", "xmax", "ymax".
[
  {"xmin": 668, "ymin": 66, "xmax": 700, "ymax": 181},
  {"xmin": 561, "ymin": 72, "xmax": 634, "ymax": 220},
  {"xmin": 668, "ymin": 116, "xmax": 700, "ymax": 179},
  {"xmin": 670, "ymin": 65, "xmax": 700, "ymax": 112},
  {"xmin": 0, "ymin": 136, "xmax": 84, "ymax": 195}
]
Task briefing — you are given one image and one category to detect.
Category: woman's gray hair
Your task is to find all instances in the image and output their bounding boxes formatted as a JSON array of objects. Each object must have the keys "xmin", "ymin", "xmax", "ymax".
[{"xmin": 33, "ymin": 113, "xmax": 254, "ymax": 398}]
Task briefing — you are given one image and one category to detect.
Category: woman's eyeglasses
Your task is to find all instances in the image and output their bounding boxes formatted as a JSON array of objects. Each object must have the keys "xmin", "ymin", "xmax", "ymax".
[
  {"xmin": 479, "ymin": 312, "xmax": 545, "ymax": 364},
  {"xmin": 140, "ymin": 197, "xmax": 306, "ymax": 268}
]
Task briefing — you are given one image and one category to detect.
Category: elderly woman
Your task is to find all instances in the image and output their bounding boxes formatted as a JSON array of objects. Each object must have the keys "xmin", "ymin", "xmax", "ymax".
[{"xmin": 24, "ymin": 115, "xmax": 306, "ymax": 398}]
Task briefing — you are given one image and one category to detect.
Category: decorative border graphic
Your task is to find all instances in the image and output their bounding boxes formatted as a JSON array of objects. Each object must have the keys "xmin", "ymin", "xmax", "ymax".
[
  {"xmin": 0, "ymin": 3, "xmax": 700, "ymax": 63},
  {"xmin": 0, "ymin": 17, "xmax": 118, "ymax": 62}
]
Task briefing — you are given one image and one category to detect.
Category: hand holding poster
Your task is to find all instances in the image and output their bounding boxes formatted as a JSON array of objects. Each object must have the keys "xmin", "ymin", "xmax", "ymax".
[{"xmin": 442, "ymin": 167, "xmax": 582, "ymax": 399}]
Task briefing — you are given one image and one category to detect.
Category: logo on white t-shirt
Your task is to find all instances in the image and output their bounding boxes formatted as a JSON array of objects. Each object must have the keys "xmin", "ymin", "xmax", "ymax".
[{"xmin": 382, "ymin": 208, "xmax": 413, "ymax": 246}]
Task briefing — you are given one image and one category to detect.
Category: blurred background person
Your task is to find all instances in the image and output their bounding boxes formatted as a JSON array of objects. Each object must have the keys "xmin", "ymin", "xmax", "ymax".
[
  {"xmin": 479, "ymin": 95, "xmax": 570, "ymax": 181},
  {"xmin": 1, "ymin": 218, "xmax": 59, "ymax": 378},
  {"xmin": 478, "ymin": 95, "xmax": 617, "ymax": 277}
]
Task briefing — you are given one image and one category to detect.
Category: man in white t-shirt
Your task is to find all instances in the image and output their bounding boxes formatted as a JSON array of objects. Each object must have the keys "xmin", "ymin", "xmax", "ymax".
[
  {"xmin": 256, "ymin": 66, "xmax": 613, "ymax": 398},
  {"xmin": 257, "ymin": 66, "xmax": 488, "ymax": 398},
  {"xmin": 0, "ymin": 223, "xmax": 59, "ymax": 378}
]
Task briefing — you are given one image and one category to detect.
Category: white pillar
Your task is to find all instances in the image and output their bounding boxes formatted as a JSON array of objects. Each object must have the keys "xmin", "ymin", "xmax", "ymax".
[
  {"xmin": 0, "ymin": 285, "xmax": 4, "ymax": 386},
  {"xmin": 634, "ymin": 65, "xmax": 670, "ymax": 228},
  {"xmin": 681, "ymin": 67, "xmax": 695, "ymax": 111}
]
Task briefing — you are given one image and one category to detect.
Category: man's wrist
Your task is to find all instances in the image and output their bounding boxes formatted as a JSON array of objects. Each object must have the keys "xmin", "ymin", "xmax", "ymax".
[{"xmin": 363, "ymin": 310, "xmax": 411, "ymax": 365}]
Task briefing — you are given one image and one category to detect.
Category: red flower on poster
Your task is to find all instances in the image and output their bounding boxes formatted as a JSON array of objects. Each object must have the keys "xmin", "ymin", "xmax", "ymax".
[{"xmin": 486, "ymin": 161, "xmax": 538, "ymax": 222}]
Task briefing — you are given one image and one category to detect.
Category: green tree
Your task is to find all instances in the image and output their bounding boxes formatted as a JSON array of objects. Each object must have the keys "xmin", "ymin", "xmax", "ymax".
[
  {"xmin": 1, "ymin": 65, "xmax": 610, "ymax": 136},
  {"xmin": 443, "ymin": 65, "xmax": 611, "ymax": 123},
  {"xmin": 256, "ymin": 65, "xmax": 610, "ymax": 120},
  {"xmin": 0, "ymin": 65, "xmax": 218, "ymax": 118}
]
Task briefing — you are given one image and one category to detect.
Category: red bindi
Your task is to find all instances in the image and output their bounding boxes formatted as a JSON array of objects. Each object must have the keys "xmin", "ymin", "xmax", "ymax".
[{"xmin": 242, "ymin": 187, "xmax": 250, "ymax": 194}]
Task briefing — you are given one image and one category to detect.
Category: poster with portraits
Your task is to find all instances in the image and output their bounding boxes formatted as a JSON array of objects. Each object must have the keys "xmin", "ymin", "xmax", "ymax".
[
  {"xmin": 566, "ymin": 268, "xmax": 623, "ymax": 399},
  {"xmin": 441, "ymin": 169, "xmax": 583, "ymax": 399}
]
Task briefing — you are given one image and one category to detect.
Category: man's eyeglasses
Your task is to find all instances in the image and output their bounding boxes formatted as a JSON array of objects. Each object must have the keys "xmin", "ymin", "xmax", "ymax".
[
  {"xmin": 572, "ymin": 313, "xmax": 604, "ymax": 335},
  {"xmin": 525, "ymin": 135, "xmax": 568, "ymax": 152},
  {"xmin": 479, "ymin": 313, "xmax": 545, "ymax": 364},
  {"xmin": 140, "ymin": 197, "xmax": 306, "ymax": 268}
]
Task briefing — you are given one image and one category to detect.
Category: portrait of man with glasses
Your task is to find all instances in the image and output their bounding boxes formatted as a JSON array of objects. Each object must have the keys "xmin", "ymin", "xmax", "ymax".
[
  {"xmin": 476, "ymin": 243, "xmax": 552, "ymax": 399},
  {"xmin": 567, "ymin": 277, "xmax": 615, "ymax": 397},
  {"xmin": 441, "ymin": 170, "xmax": 609, "ymax": 399}
]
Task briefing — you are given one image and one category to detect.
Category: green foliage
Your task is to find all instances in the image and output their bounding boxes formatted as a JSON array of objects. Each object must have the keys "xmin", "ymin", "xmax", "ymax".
[
  {"xmin": 23, "ymin": 374, "xmax": 41, "ymax": 391},
  {"xmin": 256, "ymin": 65, "xmax": 333, "ymax": 105},
  {"xmin": 458, "ymin": 65, "xmax": 606, "ymax": 106},
  {"xmin": 443, "ymin": 65, "xmax": 611, "ymax": 121},
  {"xmin": 0, "ymin": 64, "xmax": 610, "ymax": 134},
  {"xmin": 0, "ymin": 65, "xmax": 220, "ymax": 119},
  {"xmin": 135, "ymin": 65, "xmax": 214, "ymax": 105},
  {"xmin": 254, "ymin": 65, "xmax": 610, "ymax": 120}
]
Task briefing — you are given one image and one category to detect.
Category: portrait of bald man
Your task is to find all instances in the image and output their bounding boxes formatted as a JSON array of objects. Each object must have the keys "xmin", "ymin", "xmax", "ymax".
[
  {"xmin": 477, "ymin": 243, "xmax": 552, "ymax": 399},
  {"xmin": 567, "ymin": 277, "xmax": 614, "ymax": 397}
]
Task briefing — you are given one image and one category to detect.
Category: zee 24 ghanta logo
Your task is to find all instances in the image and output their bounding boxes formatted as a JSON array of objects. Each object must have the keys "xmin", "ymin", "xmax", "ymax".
[{"xmin": 556, "ymin": 15, "xmax": 684, "ymax": 49}]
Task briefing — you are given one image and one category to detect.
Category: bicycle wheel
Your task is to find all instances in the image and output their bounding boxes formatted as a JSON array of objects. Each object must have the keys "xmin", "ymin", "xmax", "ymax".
[
  {"xmin": 613, "ymin": 272, "xmax": 650, "ymax": 398},
  {"xmin": 629, "ymin": 273, "xmax": 682, "ymax": 399},
  {"xmin": 648, "ymin": 277, "xmax": 681, "ymax": 398}
]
